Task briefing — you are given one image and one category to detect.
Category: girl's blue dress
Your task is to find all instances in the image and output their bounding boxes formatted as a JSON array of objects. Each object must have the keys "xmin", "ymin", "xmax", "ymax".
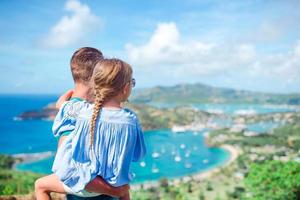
[{"xmin": 52, "ymin": 100, "xmax": 146, "ymax": 192}]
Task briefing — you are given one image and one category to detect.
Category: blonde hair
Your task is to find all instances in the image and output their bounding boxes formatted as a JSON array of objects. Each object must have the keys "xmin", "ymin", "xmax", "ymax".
[{"xmin": 90, "ymin": 58, "xmax": 133, "ymax": 148}]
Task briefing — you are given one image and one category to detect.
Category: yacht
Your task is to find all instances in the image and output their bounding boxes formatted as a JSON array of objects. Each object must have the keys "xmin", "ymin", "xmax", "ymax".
[{"xmin": 152, "ymin": 152, "xmax": 160, "ymax": 158}]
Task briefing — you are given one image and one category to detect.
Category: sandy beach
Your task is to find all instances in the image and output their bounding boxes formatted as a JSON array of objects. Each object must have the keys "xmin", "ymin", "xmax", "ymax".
[{"xmin": 191, "ymin": 144, "xmax": 239, "ymax": 181}]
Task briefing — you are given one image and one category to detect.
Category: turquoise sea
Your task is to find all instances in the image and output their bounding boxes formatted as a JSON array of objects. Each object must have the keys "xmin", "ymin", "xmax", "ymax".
[{"xmin": 0, "ymin": 95, "xmax": 296, "ymax": 184}]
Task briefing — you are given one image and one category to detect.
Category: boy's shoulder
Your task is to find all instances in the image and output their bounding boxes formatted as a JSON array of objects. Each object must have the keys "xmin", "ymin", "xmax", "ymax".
[{"xmin": 61, "ymin": 99, "xmax": 92, "ymax": 119}]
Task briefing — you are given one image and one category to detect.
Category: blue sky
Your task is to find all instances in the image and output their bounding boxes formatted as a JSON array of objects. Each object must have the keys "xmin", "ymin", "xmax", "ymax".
[{"xmin": 0, "ymin": 0, "xmax": 300, "ymax": 94}]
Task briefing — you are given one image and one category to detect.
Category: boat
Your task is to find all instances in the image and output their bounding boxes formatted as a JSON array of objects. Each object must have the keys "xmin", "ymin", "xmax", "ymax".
[
  {"xmin": 152, "ymin": 152, "xmax": 160, "ymax": 158},
  {"xmin": 185, "ymin": 151, "xmax": 190, "ymax": 158},
  {"xmin": 184, "ymin": 162, "xmax": 192, "ymax": 168},
  {"xmin": 140, "ymin": 161, "xmax": 146, "ymax": 167},
  {"xmin": 151, "ymin": 164, "xmax": 159, "ymax": 173},
  {"xmin": 160, "ymin": 147, "xmax": 166, "ymax": 154},
  {"xmin": 172, "ymin": 125, "xmax": 186, "ymax": 133},
  {"xmin": 174, "ymin": 155, "xmax": 182, "ymax": 162}
]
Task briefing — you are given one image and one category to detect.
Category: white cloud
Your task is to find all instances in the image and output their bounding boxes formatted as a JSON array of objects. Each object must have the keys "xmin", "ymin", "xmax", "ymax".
[
  {"xmin": 126, "ymin": 22, "xmax": 300, "ymax": 83},
  {"xmin": 42, "ymin": 0, "xmax": 100, "ymax": 48},
  {"xmin": 244, "ymin": 41, "xmax": 300, "ymax": 84},
  {"xmin": 126, "ymin": 22, "xmax": 256, "ymax": 76},
  {"xmin": 266, "ymin": 42, "xmax": 300, "ymax": 79}
]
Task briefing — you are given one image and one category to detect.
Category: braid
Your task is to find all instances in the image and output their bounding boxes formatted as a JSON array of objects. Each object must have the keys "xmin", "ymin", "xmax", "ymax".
[
  {"xmin": 89, "ymin": 58, "xmax": 133, "ymax": 149},
  {"xmin": 89, "ymin": 86, "xmax": 110, "ymax": 149},
  {"xmin": 90, "ymin": 86, "xmax": 103, "ymax": 148}
]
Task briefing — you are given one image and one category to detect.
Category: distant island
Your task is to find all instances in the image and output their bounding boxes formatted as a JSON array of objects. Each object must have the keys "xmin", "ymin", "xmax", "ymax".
[
  {"xmin": 17, "ymin": 103, "xmax": 57, "ymax": 121},
  {"xmin": 130, "ymin": 82, "xmax": 300, "ymax": 105}
]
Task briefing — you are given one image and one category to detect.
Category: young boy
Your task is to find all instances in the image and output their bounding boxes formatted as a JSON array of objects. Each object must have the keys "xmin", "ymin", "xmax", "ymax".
[
  {"xmin": 35, "ymin": 47, "xmax": 129, "ymax": 200},
  {"xmin": 53, "ymin": 47, "xmax": 102, "ymax": 146}
]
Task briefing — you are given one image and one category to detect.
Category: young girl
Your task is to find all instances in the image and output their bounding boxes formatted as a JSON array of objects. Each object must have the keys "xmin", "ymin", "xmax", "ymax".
[{"xmin": 35, "ymin": 58, "xmax": 146, "ymax": 199}]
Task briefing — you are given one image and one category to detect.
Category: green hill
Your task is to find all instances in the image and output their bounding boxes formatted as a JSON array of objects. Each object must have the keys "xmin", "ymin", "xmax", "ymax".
[{"xmin": 130, "ymin": 83, "xmax": 300, "ymax": 105}]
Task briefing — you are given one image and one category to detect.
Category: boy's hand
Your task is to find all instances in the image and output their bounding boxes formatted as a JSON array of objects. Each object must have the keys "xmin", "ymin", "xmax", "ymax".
[{"xmin": 56, "ymin": 90, "xmax": 74, "ymax": 109}]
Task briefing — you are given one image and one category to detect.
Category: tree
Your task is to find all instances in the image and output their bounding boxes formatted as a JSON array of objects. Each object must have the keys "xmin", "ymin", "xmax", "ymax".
[
  {"xmin": 0, "ymin": 155, "xmax": 15, "ymax": 169},
  {"xmin": 244, "ymin": 160, "xmax": 300, "ymax": 200},
  {"xmin": 199, "ymin": 191, "xmax": 205, "ymax": 200}
]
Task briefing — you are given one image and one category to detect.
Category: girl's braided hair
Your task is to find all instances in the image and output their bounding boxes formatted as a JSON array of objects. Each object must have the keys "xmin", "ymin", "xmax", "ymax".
[{"xmin": 90, "ymin": 58, "xmax": 132, "ymax": 148}]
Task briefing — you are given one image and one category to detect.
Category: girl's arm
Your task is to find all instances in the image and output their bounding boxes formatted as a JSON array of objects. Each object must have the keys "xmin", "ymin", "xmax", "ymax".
[{"xmin": 85, "ymin": 176, "xmax": 130, "ymax": 198}]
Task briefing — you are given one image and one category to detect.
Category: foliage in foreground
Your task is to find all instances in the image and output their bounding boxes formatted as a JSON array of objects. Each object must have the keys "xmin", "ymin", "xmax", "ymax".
[
  {"xmin": 244, "ymin": 160, "xmax": 300, "ymax": 200},
  {"xmin": 0, "ymin": 155, "xmax": 15, "ymax": 169},
  {"xmin": 0, "ymin": 155, "xmax": 42, "ymax": 195},
  {"xmin": 0, "ymin": 169, "xmax": 42, "ymax": 195}
]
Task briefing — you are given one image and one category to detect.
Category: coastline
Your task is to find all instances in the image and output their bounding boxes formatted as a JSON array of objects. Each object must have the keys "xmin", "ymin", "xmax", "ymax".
[
  {"xmin": 12, "ymin": 151, "xmax": 54, "ymax": 170},
  {"xmin": 190, "ymin": 144, "xmax": 239, "ymax": 181},
  {"xmin": 131, "ymin": 144, "xmax": 239, "ymax": 190}
]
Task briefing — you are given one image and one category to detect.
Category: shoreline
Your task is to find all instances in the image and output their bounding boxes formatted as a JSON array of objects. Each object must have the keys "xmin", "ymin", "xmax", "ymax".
[
  {"xmin": 189, "ymin": 144, "xmax": 239, "ymax": 181},
  {"xmin": 12, "ymin": 151, "xmax": 54, "ymax": 170},
  {"xmin": 131, "ymin": 144, "xmax": 239, "ymax": 190}
]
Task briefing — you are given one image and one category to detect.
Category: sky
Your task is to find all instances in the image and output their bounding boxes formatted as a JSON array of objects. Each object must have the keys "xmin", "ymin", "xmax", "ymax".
[{"xmin": 0, "ymin": 0, "xmax": 300, "ymax": 94}]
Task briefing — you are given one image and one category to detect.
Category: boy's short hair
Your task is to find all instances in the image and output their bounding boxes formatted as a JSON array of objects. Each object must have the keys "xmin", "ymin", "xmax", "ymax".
[{"xmin": 70, "ymin": 47, "xmax": 103, "ymax": 84}]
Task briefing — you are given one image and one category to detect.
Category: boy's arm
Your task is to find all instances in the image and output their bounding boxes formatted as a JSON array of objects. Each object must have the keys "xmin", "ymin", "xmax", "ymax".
[
  {"xmin": 57, "ymin": 135, "xmax": 67, "ymax": 148},
  {"xmin": 53, "ymin": 90, "xmax": 75, "ymax": 143},
  {"xmin": 85, "ymin": 176, "xmax": 130, "ymax": 198},
  {"xmin": 56, "ymin": 90, "xmax": 74, "ymax": 110}
]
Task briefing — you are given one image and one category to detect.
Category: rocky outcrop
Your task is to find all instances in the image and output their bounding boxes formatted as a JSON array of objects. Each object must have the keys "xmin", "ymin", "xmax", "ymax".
[{"xmin": 17, "ymin": 104, "xmax": 57, "ymax": 120}]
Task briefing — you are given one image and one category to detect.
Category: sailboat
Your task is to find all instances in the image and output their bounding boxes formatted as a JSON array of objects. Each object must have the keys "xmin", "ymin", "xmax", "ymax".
[
  {"xmin": 140, "ymin": 161, "xmax": 146, "ymax": 167},
  {"xmin": 203, "ymin": 159, "xmax": 209, "ymax": 164},
  {"xmin": 184, "ymin": 162, "xmax": 192, "ymax": 169},
  {"xmin": 174, "ymin": 154, "xmax": 182, "ymax": 162},
  {"xmin": 152, "ymin": 152, "xmax": 160, "ymax": 158},
  {"xmin": 151, "ymin": 164, "xmax": 159, "ymax": 173}
]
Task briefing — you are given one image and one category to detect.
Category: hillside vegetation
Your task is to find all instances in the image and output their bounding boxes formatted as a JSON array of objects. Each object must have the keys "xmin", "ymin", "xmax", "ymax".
[{"xmin": 130, "ymin": 83, "xmax": 300, "ymax": 105}]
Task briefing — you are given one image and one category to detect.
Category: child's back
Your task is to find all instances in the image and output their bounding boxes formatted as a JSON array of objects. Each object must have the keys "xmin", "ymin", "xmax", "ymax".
[{"xmin": 53, "ymin": 103, "xmax": 146, "ymax": 192}]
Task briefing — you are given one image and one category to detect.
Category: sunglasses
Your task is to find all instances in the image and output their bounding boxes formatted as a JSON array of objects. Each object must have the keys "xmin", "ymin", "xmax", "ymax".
[{"xmin": 131, "ymin": 78, "xmax": 136, "ymax": 88}]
